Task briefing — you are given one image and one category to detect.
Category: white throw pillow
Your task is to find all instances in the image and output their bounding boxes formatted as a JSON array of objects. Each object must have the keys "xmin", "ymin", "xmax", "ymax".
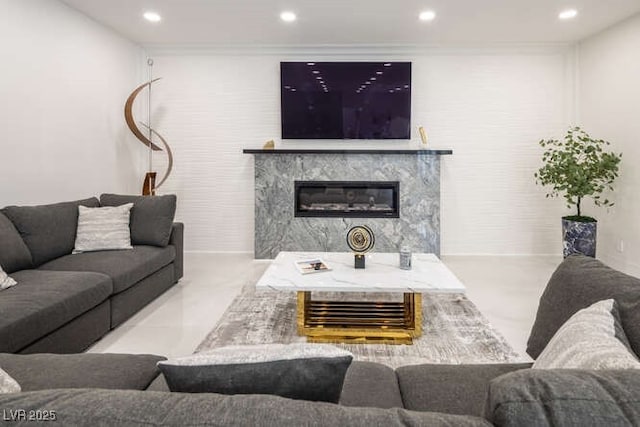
[
  {"xmin": 73, "ymin": 203, "xmax": 134, "ymax": 253},
  {"xmin": 0, "ymin": 264, "xmax": 17, "ymax": 291},
  {"xmin": 0, "ymin": 367, "xmax": 21, "ymax": 394},
  {"xmin": 533, "ymin": 299, "xmax": 640, "ymax": 370}
]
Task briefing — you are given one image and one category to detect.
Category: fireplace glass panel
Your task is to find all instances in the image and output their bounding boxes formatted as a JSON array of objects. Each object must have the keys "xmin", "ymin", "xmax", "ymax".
[{"xmin": 295, "ymin": 181, "xmax": 399, "ymax": 218}]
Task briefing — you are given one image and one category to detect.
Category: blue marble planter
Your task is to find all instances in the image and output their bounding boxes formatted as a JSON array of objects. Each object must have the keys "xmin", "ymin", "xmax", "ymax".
[
  {"xmin": 562, "ymin": 218, "xmax": 597, "ymax": 258},
  {"xmin": 252, "ymin": 153, "xmax": 443, "ymax": 259}
]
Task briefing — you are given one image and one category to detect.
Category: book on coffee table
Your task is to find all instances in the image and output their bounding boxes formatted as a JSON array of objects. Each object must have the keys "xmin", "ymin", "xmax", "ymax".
[{"xmin": 294, "ymin": 258, "xmax": 331, "ymax": 275}]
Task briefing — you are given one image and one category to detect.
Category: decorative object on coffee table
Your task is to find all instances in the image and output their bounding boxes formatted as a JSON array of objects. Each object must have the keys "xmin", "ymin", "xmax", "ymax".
[
  {"xmin": 124, "ymin": 58, "xmax": 174, "ymax": 195},
  {"xmin": 399, "ymin": 247, "xmax": 412, "ymax": 270},
  {"xmin": 346, "ymin": 225, "xmax": 375, "ymax": 269},
  {"xmin": 535, "ymin": 127, "xmax": 621, "ymax": 257}
]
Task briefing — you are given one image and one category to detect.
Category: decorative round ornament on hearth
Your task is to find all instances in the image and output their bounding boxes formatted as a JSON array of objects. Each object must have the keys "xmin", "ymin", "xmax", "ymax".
[{"xmin": 346, "ymin": 225, "xmax": 375, "ymax": 269}]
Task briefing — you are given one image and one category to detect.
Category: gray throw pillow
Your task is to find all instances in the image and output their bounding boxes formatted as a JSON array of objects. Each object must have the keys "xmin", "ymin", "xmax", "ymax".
[
  {"xmin": 0, "ymin": 264, "xmax": 17, "ymax": 291},
  {"xmin": 100, "ymin": 194, "xmax": 176, "ymax": 247},
  {"xmin": 0, "ymin": 212, "xmax": 33, "ymax": 273},
  {"xmin": 0, "ymin": 367, "xmax": 20, "ymax": 394},
  {"xmin": 73, "ymin": 204, "xmax": 133, "ymax": 253},
  {"xmin": 158, "ymin": 344, "xmax": 353, "ymax": 403},
  {"xmin": 527, "ymin": 255, "xmax": 640, "ymax": 359},
  {"xmin": 533, "ymin": 299, "xmax": 640, "ymax": 370},
  {"xmin": 2, "ymin": 198, "xmax": 100, "ymax": 266}
]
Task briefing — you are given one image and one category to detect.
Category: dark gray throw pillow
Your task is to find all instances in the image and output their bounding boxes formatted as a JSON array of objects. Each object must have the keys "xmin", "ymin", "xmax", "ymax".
[
  {"xmin": 100, "ymin": 194, "xmax": 176, "ymax": 247},
  {"xmin": 2, "ymin": 198, "xmax": 100, "ymax": 266},
  {"xmin": 158, "ymin": 344, "xmax": 353, "ymax": 403}
]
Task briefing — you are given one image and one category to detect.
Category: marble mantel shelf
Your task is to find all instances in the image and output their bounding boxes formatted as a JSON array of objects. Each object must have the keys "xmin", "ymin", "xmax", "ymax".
[{"xmin": 243, "ymin": 148, "xmax": 453, "ymax": 155}]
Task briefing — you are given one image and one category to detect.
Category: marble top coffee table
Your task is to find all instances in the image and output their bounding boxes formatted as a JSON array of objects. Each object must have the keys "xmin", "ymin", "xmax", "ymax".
[{"xmin": 256, "ymin": 251, "xmax": 465, "ymax": 344}]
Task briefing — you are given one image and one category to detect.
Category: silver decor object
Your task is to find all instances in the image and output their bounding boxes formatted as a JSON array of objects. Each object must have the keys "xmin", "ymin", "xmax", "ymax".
[{"xmin": 399, "ymin": 247, "xmax": 412, "ymax": 270}]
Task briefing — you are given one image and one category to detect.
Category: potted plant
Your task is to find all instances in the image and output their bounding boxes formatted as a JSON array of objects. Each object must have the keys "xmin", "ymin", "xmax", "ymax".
[{"xmin": 535, "ymin": 127, "xmax": 622, "ymax": 257}]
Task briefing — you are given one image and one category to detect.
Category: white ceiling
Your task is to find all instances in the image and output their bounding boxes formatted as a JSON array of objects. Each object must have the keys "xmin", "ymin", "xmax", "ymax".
[{"xmin": 60, "ymin": 0, "xmax": 640, "ymax": 47}]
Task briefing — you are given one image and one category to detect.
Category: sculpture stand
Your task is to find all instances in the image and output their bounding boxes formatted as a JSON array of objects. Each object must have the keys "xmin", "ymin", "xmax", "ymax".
[
  {"xmin": 142, "ymin": 172, "xmax": 157, "ymax": 196},
  {"xmin": 354, "ymin": 254, "xmax": 365, "ymax": 269}
]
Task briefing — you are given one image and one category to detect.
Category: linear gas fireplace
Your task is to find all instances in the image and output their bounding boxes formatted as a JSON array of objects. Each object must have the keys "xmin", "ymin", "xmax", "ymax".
[{"xmin": 295, "ymin": 181, "xmax": 399, "ymax": 218}]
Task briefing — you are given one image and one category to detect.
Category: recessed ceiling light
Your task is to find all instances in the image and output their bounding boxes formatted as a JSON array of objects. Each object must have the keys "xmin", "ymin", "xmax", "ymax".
[
  {"xmin": 312, "ymin": 70, "xmax": 320, "ymax": 74},
  {"xmin": 559, "ymin": 9, "xmax": 578, "ymax": 20},
  {"xmin": 419, "ymin": 10, "xmax": 436, "ymax": 22},
  {"xmin": 383, "ymin": 63, "xmax": 392, "ymax": 67},
  {"xmin": 306, "ymin": 62, "xmax": 315, "ymax": 66},
  {"xmin": 143, "ymin": 11, "xmax": 162, "ymax": 23},
  {"xmin": 280, "ymin": 11, "xmax": 297, "ymax": 22},
  {"xmin": 376, "ymin": 71, "xmax": 383, "ymax": 75},
  {"xmin": 370, "ymin": 77, "xmax": 376, "ymax": 81}
]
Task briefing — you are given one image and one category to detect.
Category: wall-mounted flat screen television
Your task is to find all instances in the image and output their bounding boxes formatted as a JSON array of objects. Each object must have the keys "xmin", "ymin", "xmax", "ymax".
[{"xmin": 280, "ymin": 62, "xmax": 411, "ymax": 140}]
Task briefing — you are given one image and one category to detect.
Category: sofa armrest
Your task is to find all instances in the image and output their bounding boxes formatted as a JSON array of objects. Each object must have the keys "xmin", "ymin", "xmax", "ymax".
[
  {"xmin": 169, "ymin": 222, "xmax": 184, "ymax": 282},
  {"xmin": 484, "ymin": 369, "xmax": 640, "ymax": 427}
]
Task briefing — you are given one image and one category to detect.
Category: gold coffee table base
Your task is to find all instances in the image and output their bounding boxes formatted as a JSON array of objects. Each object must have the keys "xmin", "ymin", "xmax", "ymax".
[{"xmin": 296, "ymin": 291, "xmax": 422, "ymax": 345}]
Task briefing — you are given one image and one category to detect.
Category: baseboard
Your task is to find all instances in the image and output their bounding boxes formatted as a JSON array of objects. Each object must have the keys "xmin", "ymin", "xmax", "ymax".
[
  {"xmin": 184, "ymin": 250, "xmax": 254, "ymax": 255},
  {"xmin": 441, "ymin": 253, "xmax": 561, "ymax": 257}
]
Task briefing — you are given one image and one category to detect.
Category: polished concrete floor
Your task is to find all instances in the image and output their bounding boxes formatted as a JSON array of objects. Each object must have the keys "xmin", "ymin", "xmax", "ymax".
[{"xmin": 88, "ymin": 253, "xmax": 561, "ymax": 360}]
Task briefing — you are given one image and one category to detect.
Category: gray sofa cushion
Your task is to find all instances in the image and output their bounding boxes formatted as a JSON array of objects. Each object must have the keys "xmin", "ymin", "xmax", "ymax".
[
  {"xmin": 0, "ymin": 353, "xmax": 166, "ymax": 391},
  {"xmin": 396, "ymin": 363, "xmax": 533, "ymax": 416},
  {"xmin": 100, "ymin": 194, "xmax": 176, "ymax": 247},
  {"xmin": 0, "ymin": 270, "xmax": 112, "ymax": 353},
  {"xmin": 0, "ymin": 212, "xmax": 33, "ymax": 274},
  {"xmin": 2, "ymin": 198, "xmax": 100, "ymax": 266},
  {"xmin": 0, "ymin": 389, "xmax": 493, "ymax": 427},
  {"xmin": 485, "ymin": 369, "xmax": 640, "ymax": 427},
  {"xmin": 527, "ymin": 255, "xmax": 640, "ymax": 359},
  {"xmin": 38, "ymin": 245, "xmax": 175, "ymax": 294},
  {"xmin": 340, "ymin": 361, "xmax": 404, "ymax": 408}
]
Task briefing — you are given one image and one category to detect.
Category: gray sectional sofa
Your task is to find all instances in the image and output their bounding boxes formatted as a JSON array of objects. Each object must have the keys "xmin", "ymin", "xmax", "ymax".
[
  {"xmin": 1, "ymin": 256, "xmax": 639, "ymax": 426},
  {"xmin": 0, "ymin": 196, "xmax": 183, "ymax": 354}
]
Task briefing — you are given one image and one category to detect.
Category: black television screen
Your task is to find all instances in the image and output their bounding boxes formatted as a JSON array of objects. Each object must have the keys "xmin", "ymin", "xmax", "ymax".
[{"xmin": 280, "ymin": 62, "xmax": 411, "ymax": 140}]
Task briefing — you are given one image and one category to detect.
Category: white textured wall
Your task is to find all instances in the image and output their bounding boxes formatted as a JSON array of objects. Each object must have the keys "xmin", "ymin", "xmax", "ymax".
[
  {"xmin": 0, "ymin": 0, "xmax": 145, "ymax": 206},
  {"xmin": 151, "ymin": 47, "xmax": 573, "ymax": 254},
  {"xmin": 578, "ymin": 13, "xmax": 640, "ymax": 276}
]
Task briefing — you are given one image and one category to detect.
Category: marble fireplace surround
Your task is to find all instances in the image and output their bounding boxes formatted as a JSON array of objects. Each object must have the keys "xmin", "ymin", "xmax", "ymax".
[{"xmin": 244, "ymin": 149, "xmax": 453, "ymax": 259}]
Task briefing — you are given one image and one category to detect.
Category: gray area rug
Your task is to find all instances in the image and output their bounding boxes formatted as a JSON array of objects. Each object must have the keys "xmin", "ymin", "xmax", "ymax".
[{"xmin": 196, "ymin": 286, "xmax": 525, "ymax": 368}]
